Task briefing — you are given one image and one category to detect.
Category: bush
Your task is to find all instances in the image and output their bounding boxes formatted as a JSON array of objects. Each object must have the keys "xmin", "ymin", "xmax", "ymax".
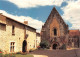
[
  {"xmin": 0, "ymin": 49, "xmax": 2, "ymax": 52},
  {"xmin": 40, "ymin": 40, "xmax": 50, "ymax": 49},
  {"xmin": 37, "ymin": 46, "xmax": 41, "ymax": 49},
  {"xmin": 0, "ymin": 49, "xmax": 3, "ymax": 57},
  {"xmin": 59, "ymin": 44, "xmax": 66, "ymax": 49},
  {"xmin": 4, "ymin": 54, "xmax": 10, "ymax": 57},
  {"xmin": 16, "ymin": 52, "xmax": 21, "ymax": 54},
  {"xmin": 0, "ymin": 53, "xmax": 3, "ymax": 57},
  {"xmin": 9, "ymin": 53, "xmax": 16, "ymax": 57}
]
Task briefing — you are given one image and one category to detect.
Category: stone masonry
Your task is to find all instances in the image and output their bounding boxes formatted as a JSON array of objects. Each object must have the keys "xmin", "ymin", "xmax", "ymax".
[
  {"xmin": 0, "ymin": 14, "xmax": 38, "ymax": 53},
  {"xmin": 41, "ymin": 7, "xmax": 69, "ymax": 49}
]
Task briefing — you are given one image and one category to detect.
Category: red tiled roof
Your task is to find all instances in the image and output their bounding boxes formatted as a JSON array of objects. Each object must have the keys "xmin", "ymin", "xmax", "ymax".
[{"xmin": 69, "ymin": 30, "xmax": 80, "ymax": 37}]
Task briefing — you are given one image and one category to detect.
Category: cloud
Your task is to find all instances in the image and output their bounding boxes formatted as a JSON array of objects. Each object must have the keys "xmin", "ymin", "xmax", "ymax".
[
  {"xmin": 62, "ymin": 0, "xmax": 80, "ymax": 30},
  {"xmin": 0, "ymin": 10, "xmax": 44, "ymax": 32},
  {"xmin": 7, "ymin": 0, "xmax": 64, "ymax": 8}
]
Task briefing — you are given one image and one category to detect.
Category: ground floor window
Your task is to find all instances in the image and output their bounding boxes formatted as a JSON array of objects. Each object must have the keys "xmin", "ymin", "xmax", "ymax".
[{"xmin": 10, "ymin": 42, "xmax": 15, "ymax": 52}]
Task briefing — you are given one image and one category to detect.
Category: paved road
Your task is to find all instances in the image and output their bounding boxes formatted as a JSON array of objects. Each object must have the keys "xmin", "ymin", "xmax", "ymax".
[
  {"xmin": 30, "ymin": 49, "xmax": 80, "ymax": 57},
  {"xmin": 33, "ymin": 55, "xmax": 48, "ymax": 57}
]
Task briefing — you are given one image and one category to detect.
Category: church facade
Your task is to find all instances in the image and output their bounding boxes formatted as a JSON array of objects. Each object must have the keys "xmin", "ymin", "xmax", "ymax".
[{"xmin": 41, "ymin": 7, "xmax": 69, "ymax": 49}]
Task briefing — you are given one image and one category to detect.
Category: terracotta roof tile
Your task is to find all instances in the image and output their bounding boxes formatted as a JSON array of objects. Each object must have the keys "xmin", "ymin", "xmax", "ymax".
[{"xmin": 69, "ymin": 30, "xmax": 80, "ymax": 37}]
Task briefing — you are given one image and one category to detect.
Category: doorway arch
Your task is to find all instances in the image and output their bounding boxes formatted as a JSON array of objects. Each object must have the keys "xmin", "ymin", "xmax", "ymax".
[
  {"xmin": 52, "ymin": 43, "xmax": 57, "ymax": 49},
  {"xmin": 22, "ymin": 40, "xmax": 27, "ymax": 52}
]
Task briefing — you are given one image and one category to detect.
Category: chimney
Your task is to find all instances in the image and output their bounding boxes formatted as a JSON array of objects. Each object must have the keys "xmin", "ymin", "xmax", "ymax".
[
  {"xmin": 24, "ymin": 21, "xmax": 28, "ymax": 25},
  {"xmin": 0, "ymin": 13, "xmax": 2, "ymax": 15}
]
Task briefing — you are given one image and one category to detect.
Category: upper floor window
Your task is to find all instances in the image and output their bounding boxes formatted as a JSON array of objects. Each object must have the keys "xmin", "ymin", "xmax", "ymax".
[
  {"xmin": 54, "ymin": 28, "xmax": 57, "ymax": 36},
  {"xmin": 0, "ymin": 24, "xmax": 6, "ymax": 31},
  {"xmin": 12, "ymin": 25, "xmax": 15, "ymax": 35}
]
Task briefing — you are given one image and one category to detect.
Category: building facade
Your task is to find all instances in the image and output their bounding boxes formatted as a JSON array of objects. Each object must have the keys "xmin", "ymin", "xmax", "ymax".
[
  {"xmin": 36, "ymin": 32, "xmax": 41, "ymax": 47},
  {"xmin": 0, "ymin": 14, "xmax": 37, "ymax": 53},
  {"xmin": 26, "ymin": 25, "xmax": 37, "ymax": 52},
  {"xmin": 41, "ymin": 7, "xmax": 69, "ymax": 49},
  {"xmin": 68, "ymin": 30, "xmax": 80, "ymax": 48}
]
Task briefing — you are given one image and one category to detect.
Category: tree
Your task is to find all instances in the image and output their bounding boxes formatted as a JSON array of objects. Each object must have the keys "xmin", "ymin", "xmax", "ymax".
[{"xmin": 40, "ymin": 40, "xmax": 50, "ymax": 49}]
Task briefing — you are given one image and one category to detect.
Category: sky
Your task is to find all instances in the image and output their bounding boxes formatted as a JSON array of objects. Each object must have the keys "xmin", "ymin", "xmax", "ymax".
[{"xmin": 0, "ymin": 0, "xmax": 80, "ymax": 32}]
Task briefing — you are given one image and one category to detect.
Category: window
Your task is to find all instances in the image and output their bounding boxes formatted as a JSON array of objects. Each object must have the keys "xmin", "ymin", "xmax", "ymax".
[
  {"xmin": 12, "ymin": 25, "xmax": 15, "ymax": 35},
  {"xmin": 34, "ymin": 40, "xmax": 35, "ymax": 48},
  {"xmin": 54, "ymin": 28, "xmax": 57, "ymax": 36},
  {"xmin": 10, "ymin": 42, "xmax": 15, "ymax": 52},
  {"xmin": 0, "ymin": 24, "xmax": 6, "ymax": 31}
]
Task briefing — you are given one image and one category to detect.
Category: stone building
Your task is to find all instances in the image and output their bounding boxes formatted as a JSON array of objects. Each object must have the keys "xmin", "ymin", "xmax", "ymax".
[
  {"xmin": 0, "ymin": 14, "xmax": 37, "ymax": 53},
  {"xmin": 36, "ymin": 32, "xmax": 41, "ymax": 47},
  {"xmin": 41, "ymin": 7, "xmax": 69, "ymax": 49},
  {"xmin": 25, "ymin": 25, "xmax": 37, "ymax": 52},
  {"xmin": 69, "ymin": 30, "xmax": 80, "ymax": 48}
]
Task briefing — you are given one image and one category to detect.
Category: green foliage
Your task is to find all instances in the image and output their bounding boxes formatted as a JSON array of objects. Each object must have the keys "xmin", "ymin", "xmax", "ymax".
[
  {"xmin": 59, "ymin": 44, "xmax": 66, "ymax": 49},
  {"xmin": 40, "ymin": 40, "xmax": 50, "ymax": 49},
  {"xmin": 9, "ymin": 53, "xmax": 16, "ymax": 57},
  {"xmin": 16, "ymin": 54, "xmax": 33, "ymax": 57},
  {"xmin": 0, "ymin": 49, "xmax": 3, "ymax": 57},
  {"xmin": 0, "ymin": 53, "xmax": 3, "ymax": 57},
  {"xmin": 16, "ymin": 52, "xmax": 21, "ymax": 54},
  {"xmin": 4, "ymin": 54, "xmax": 10, "ymax": 57},
  {"xmin": 0, "ymin": 49, "xmax": 33, "ymax": 57},
  {"xmin": 0, "ymin": 49, "xmax": 2, "ymax": 52}
]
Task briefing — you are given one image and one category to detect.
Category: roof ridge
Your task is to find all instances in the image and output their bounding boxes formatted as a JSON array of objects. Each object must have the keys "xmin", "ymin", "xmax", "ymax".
[{"xmin": 0, "ymin": 14, "xmax": 36, "ymax": 30}]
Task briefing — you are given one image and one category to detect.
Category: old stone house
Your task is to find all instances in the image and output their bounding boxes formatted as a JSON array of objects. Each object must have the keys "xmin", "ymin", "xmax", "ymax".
[
  {"xmin": 41, "ymin": 7, "xmax": 69, "ymax": 49},
  {"xmin": 36, "ymin": 32, "xmax": 41, "ymax": 47},
  {"xmin": 25, "ymin": 25, "xmax": 37, "ymax": 52},
  {"xmin": 0, "ymin": 14, "xmax": 37, "ymax": 53},
  {"xmin": 69, "ymin": 30, "xmax": 80, "ymax": 48}
]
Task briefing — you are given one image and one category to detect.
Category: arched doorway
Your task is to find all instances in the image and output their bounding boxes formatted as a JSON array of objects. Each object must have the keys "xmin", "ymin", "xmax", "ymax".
[
  {"xmin": 22, "ymin": 40, "xmax": 27, "ymax": 52},
  {"xmin": 52, "ymin": 43, "xmax": 57, "ymax": 49}
]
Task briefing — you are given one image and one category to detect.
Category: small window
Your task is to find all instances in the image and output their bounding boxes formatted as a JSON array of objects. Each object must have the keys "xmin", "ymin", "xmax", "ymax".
[
  {"xmin": 34, "ymin": 40, "xmax": 35, "ymax": 48},
  {"xmin": 12, "ymin": 25, "xmax": 15, "ymax": 35},
  {"xmin": 10, "ymin": 42, "xmax": 15, "ymax": 52},
  {"xmin": 0, "ymin": 24, "xmax": 6, "ymax": 31},
  {"xmin": 54, "ymin": 28, "xmax": 57, "ymax": 36}
]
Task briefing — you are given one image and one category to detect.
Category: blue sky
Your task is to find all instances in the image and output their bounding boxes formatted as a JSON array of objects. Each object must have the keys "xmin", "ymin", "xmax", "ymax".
[{"xmin": 0, "ymin": 0, "xmax": 80, "ymax": 32}]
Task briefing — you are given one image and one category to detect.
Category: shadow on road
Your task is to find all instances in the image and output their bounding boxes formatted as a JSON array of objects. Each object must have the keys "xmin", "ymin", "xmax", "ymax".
[{"xmin": 30, "ymin": 49, "xmax": 80, "ymax": 57}]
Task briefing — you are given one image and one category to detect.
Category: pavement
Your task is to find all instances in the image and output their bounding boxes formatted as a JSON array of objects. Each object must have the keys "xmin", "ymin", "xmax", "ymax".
[
  {"xmin": 30, "ymin": 49, "xmax": 80, "ymax": 57},
  {"xmin": 33, "ymin": 55, "xmax": 48, "ymax": 57}
]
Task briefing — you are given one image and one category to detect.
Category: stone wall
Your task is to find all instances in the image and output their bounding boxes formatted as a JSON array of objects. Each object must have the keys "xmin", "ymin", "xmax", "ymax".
[
  {"xmin": 0, "ymin": 15, "xmax": 25, "ymax": 53},
  {"xmin": 41, "ymin": 7, "xmax": 69, "ymax": 49},
  {"xmin": 36, "ymin": 33, "xmax": 41, "ymax": 47},
  {"xmin": 26, "ymin": 27, "xmax": 36, "ymax": 51}
]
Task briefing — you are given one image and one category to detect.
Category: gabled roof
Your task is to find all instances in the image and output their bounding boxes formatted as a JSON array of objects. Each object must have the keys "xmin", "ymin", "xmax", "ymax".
[
  {"xmin": 44, "ymin": 7, "xmax": 67, "ymax": 26},
  {"xmin": 0, "ymin": 14, "xmax": 36, "ymax": 30}
]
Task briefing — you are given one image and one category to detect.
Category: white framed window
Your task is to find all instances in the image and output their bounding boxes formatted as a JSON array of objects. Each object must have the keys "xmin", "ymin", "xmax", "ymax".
[{"xmin": 10, "ymin": 42, "xmax": 15, "ymax": 52}]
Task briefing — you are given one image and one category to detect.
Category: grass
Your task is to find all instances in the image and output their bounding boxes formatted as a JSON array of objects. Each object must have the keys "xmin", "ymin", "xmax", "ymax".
[{"xmin": 16, "ymin": 54, "xmax": 34, "ymax": 57}]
